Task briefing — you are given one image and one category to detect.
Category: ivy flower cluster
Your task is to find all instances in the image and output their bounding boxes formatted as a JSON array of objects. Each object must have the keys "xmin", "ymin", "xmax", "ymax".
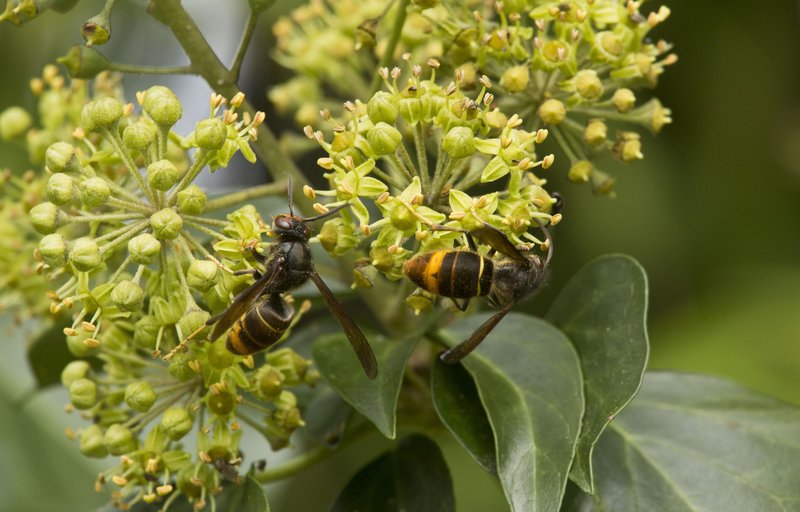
[
  {"xmin": 303, "ymin": 59, "xmax": 560, "ymax": 312},
  {"xmin": 0, "ymin": 66, "xmax": 123, "ymax": 317},
  {"xmin": 28, "ymin": 88, "xmax": 320, "ymax": 510},
  {"xmin": 271, "ymin": 0, "xmax": 674, "ymax": 195},
  {"xmin": 269, "ymin": 0, "xmax": 441, "ymax": 129}
]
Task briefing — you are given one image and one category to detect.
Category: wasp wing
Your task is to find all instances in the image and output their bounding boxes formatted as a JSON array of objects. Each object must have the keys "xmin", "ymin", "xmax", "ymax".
[
  {"xmin": 470, "ymin": 224, "xmax": 528, "ymax": 262},
  {"xmin": 309, "ymin": 270, "xmax": 379, "ymax": 379},
  {"xmin": 208, "ymin": 259, "xmax": 284, "ymax": 341},
  {"xmin": 440, "ymin": 303, "xmax": 514, "ymax": 364}
]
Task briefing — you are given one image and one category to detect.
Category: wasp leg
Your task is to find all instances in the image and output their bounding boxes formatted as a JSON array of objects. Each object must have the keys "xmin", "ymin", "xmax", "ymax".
[{"xmin": 449, "ymin": 297, "xmax": 470, "ymax": 312}]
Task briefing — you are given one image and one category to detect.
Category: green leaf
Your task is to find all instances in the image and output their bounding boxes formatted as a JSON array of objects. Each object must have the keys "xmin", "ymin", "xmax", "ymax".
[
  {"xmin": 546, "ymin": 254, "xmax": 649, "ymax": 493},
  {"xmin": 431, "ymin": 359, "xmax": 497, "ymax": 474},
  {"xmin": 591, "ymin": 372, "xmax": 800, "ymax": 512},
  {"xmin": 331, "ymin": 434, "xmax": 455, "ymax": 512},
  {"xmin": 301, "ymin": 385, "xmax": 352, "ymax": 447},
  {"xmin": 447, "ymin": 313, "xmax": 584, "ymax": 512},
  {"xmin": 313, "ymin": 334, "xmax": 419, "ymax": 439},
  {"xmin": 218, "ymin": 475, "xmax": 270, "ymax": 512}
]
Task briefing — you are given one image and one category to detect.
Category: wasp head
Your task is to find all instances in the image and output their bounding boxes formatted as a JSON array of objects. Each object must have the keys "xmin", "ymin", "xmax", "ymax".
[{"xmin": 272, "ymin": 214, "xmax": 311, "ymax": 240}]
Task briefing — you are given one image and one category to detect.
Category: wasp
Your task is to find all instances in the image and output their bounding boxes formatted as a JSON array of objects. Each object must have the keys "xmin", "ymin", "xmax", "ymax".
[
  {"xmin": 403, "ymin": 220, "xmax": 554, "ymax": 364},
  {"xmin": 204, "ymin": 202, "xmax": 378, "ymax": 379}
]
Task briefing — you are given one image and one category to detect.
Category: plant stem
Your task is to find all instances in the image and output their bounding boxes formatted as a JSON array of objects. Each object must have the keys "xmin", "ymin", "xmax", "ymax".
[
  {"xmin": 108, "ymin": 63, "xmax": 195, "ymax": 75},
  {"xmin": 255, "ymin": 422, "xmax": 381, "ymax": 483},
  {"xmin": 368, "ymin": 0, "xmax": 409, "ymax": 96},
  {"xmin": 204, "ymin": 180, "xmax": 288, "ymax": 212},
  {"xmin": 230, "ymin": 12, "xmax": 258, "ymax": 83}
]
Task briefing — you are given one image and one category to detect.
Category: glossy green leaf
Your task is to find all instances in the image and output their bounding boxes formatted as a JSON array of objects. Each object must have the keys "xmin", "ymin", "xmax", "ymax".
[
  {"xmin": 313, "ymin": 334, "xmax": 420, "ymax": 439},
  {"xmin": 331, "ymin": 434, "xmax": 455, "ymax": 512},
  {"xmin": 592, "ymin": 372, "xmax": 800, "ymax": 511},
  {"xmin": 301, "ymin": 384, "xmax": 352, "ymax": 446},
  {"xmin": 218, "ymin": 475, "xmax": 270, "ymax": 512},
  {"xmin": 546, "ymin": 254, "xmax": 649, "ymax": 493},
  {"xmin": 431, "ymin": 359, "xmax": 497, "ymax": 474},
  {"xmin": 448, "ymin": 313, "xmax": 584, "ymax": 512}
]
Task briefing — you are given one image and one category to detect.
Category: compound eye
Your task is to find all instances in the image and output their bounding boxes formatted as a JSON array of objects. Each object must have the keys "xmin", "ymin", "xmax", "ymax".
[{"xmin": 274, "ymin": 216, "xmax": 292, "ymax": 230}]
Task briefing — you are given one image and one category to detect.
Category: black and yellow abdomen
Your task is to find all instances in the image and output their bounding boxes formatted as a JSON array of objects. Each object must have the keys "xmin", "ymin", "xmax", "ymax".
[
  {"xmin": 403, "ymin": 250, "xmax": 493, "ymax": 299},
  {"xmin": 227, "ymin": 296, "xmax": 295, "ymax": 355}
]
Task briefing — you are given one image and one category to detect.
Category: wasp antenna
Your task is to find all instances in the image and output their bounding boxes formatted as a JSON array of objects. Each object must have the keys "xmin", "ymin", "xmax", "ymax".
[
  {"xmin": 286, "ymin": 175, "xmax": 295, "ymax": 216},
  {"xmin": 301, "ymin": 203, "xmax": 350, "ymax": 223}
]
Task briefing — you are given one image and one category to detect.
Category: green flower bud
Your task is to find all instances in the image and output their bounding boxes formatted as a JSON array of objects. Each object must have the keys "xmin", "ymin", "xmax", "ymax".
[
  {"xmin": 61, "ymin": 360, "xmax": 91, "ymax": 388},
  {"xmin": 150, "ymin": 208, "xmax": 183, "ymax": 240},
  {"xmin": 266, "ymin": 348, "xmax": 309, "ymax": 386},
  {"xmin": 78, "ymin": 176, "xmax": 110, "ymax": 207},
  {"xmin": 538, "ymin": 99, "xmax": 566, "ymax": 125},
  {"xmin": 110, "ymin": 280, "xmax": 144, "ymax": 312},
  {"xmin": 193, "ymin": 118, "xmax": 226, "ymax": 150},
  {"xmin": 176, "ymin": 185, "xmax": 206, "ymax": 215},
  {"xmin": 177, "ymin": 310, "xmax": 210, "ymax": 340},
  {"xmin": 367, "ymin": 122, "xmax": 402, "ymax": 156},
  {"xmin": 254, "ymin": 365, "xmax": 284, "ymax": 401},
  {"xmin": 186, "ymin": 260, "xmax": 218, "ymax": 291},
  {"xmin": 168, "ymin": 357, "xmax": 196, "ymax": 382},
  {"xmin": 57, "ymin": 45, "xmax": 111, "ymax": 79},
  {"xmin": 207, "ymin": 391, "xmax": 236, "ymax": 416},
  {"xmin": 568, "ymin": 160, "xmax": 593, "ymax": 183},
  {"xmin": 584, "ymin": 119, "xmax": 607, "ymax": 147},
  {"xmin": 614, "ymin": 132, "xmax": 643, "ymax": 162},
  {"xmin": 207, "ymin": 339, "xmax": 235, "ymax": 370},
  {"xmin": 69, "ymin": 378, "xmax": 97, "ymax": 409},
  {"xmin": 128, "ymin": 233, "xmax": 161, "ymax": 265},
  {"xmin": 500, "ymin": 65, "xmax": 530, "ymax": 93},
  {"xmin": 82, "ymin": 97, "xmax": 123, "ymax": 131},
  {"xmin": 81, "ymin": 14, "xmax": 111, "ymax": 46},
  {"xmin": 79, "ymin": 425, "xmax": 108, "ymax": 458},
  {"xmin": 0, "ymin": 106, "xmax": 32, "ymax": 140},
  {"xmin": 161, "ymin": 407, "xmax": 193, "ymax": 440},
  {"xmin": 132, "ymin": 315, "xmax": 159, "ymax": 349},
  {"xmin": 647, "ymin": 99, "xmax": 672, "ymax": 134},
  {"xmin": 46, "ymin": 173, "xmax": 74, "ymax": 205},
  {"xmin": 146, "ymin": 159, "xmax": 180, "ymax": 191},
  {"xmin": 612, "ymin": 88, "xmax": 636, "ymax": 113},
  {"xmin": 574, "ymin": 70, "xmax": 603, "ymax": 100},
  {"xmin": 26, "ymin": 130, "xmax": 56, "ymax": 165},
  {"xmin": 124, "ymin": 381, "xmax": 156, "ymax": 413},
  {"xmin": 318, "ymin": 218, "xmax": 358, "ymax": 256},
  {"xmin": 591, "ymin": 168, "xmax": 616, "ymax": 196},
  {"xmin": 123, "ymin": 121, "xmax": 156, "ymax": 151},
  {"xmin": 442, "ymin": 126, "xmax": 476, "ymax": 159},
  {"xmin": 104, "ymin": 424, "xmax": 137, "ymax": 455},
  {"xmin": 39, "ymin": 233, "xmax": 68, "ymax": 267},
  {"xmin": 143, "ymin": 86, "xmax": 182, "ymax": 128},
  {"xmin": 66, "ymin": 329, "xmax": 99, "ymax": 357},
  {"xmin": 367, "ymin": 91, "xmax": 399, "ymax": 124},
  {"xmin": 45, "ymin": 142, "xmax": 79, "ymax": 173},
  {"xmin": 30, "ymin": 202, "xmax": 61, "ymax": 234},
  {"xmin": 69, "ymin": 237, "xmax": 101, "ymax": 271}
]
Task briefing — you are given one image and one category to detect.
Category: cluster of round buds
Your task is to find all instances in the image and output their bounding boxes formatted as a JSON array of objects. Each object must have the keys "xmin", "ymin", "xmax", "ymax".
[
  {"xmin": 304, "ymin": 59, "xmax": 560, "ymax": 305},
  {"xmin": 269, "ymin": 0, "xmax": 442, "ymax": 129},
  {"xmin": 421, "ymin": 0, "xmax": 675, "ymax": 194},
  {"xmin": 0, "ymin": 67, "xmax": 124, "ymax": 317},
  {"xmin": 27, "ymin": 86, "xmax": 320, "ymax": 510}
]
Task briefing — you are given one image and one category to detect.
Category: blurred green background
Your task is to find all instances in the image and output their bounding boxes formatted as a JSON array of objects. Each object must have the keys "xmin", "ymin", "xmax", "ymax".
[{"xmin": 1, "ymin": 0, "xmax": 799, "ymax": 510}]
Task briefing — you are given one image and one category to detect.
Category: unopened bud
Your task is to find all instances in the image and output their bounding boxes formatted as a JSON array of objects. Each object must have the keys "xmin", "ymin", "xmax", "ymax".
[
  {"xmin": 177, "ymin": 185, "xmax": 206, "ymax": 215},
  {"xmin": 161, "ymin": 408, "xmax": 194, "ymax": 440},
  {"xmin": 39, "ymin": 233, "xmax": 68, "ymax": 267},
  {"xmin": 128, "ymin": 233, "xmax": 161, "ymax": 264},
  {"xmin": 79, "ymin": 176, "xmax": 111, "ymax": 207},
  {"xmin": 45, "ymin": 142, "xmax": 80, "ymax": 173},
  {"xmin": 574, "ymin": 70, "xmax": 603, "ymax": 100},
  {"xmin": 147, "ymin": 160, "xmax": 180, "ymax": 191},
  {"xmin": 70, "ymin": 237, "xmax": 102, "ymax": 272},
  {"xmin": 538, "ymin": 99, "xmax": 566, "ymax": 125},
  {"xmin": 69, "ymin": 378, "xmax": 97, "ymax": 409},
  {"xmin": 568, "ymin": 160, "xmax": 593, "ymax": 183},
  {"xmin": 30, "ymin": 202, "xmax": 61, "ymax": 234},
  {"xmin": 150, "ymin": 208, "xmax": 183, "ymax": 239},
  {"xmin": 0, "ymin": 106, "xmax": 32, "ymax": 140},
  {"xmin": 123, "ymin": 121, "xmax": 156, "ymax": 151},
  {"xmin": 46, "ymin": 173, "xmax": 75, "ymax": 205},
  {"xmin": 186, "ymin": 260, "xmax": 218, "ymax": 291},
  {"xmin": 82, "ymin": 97, "xmax": 123, "ymax": 131},
  {"xmin": 80, "ymin": 425, "xmax": 108, "ymax": 458},
  {"xmin": 584, "ymin": 119, "xmax": 607, "ymax": 146},
  {"xmin": 104, "ymin": 424, "xmax": 138, "ymax": 455},
  {"xmin": 367, "ymin": 91, "xmax": 400, "ymax": 124},
  {"xmin": 500, "ymin": 65, "xmax": 530, "ymax": 93},
  {"xmin": 367, "ymin": 122, "xmax": 402, "ymax": 156},
  {"xmin": 612, "ymin": 88, "xmax": 636, "ymax": 113},
  {"xmin": 61, "ymin": 360, "xmax": 91, "ymax": 388},
  {"xmin": 111, "ymin": 280, "xmax": 144, "ymax": 312},
  {"xmin": 194, "ymin": 118, "xmax": 227, "ymax": 150},
  {"xmin": 442, "ymin": 126, "xmax": 476, "ymax": 159},
  {"xmin": 124, "ymin": 381, "xmax": 156, "ymax": 413},
  {"xmin": 143, "ymin": 86, "xmax": 183, "ymax": 128}
]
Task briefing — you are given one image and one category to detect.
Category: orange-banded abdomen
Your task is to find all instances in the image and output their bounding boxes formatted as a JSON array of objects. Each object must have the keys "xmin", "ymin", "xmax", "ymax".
[
  {"xmin": 403, "ymin": 250, "xmax": 493, "ymax": 299},
  {"xmin": 227, "ymin": 296, "xmax": 295, "ymax": 355}
]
